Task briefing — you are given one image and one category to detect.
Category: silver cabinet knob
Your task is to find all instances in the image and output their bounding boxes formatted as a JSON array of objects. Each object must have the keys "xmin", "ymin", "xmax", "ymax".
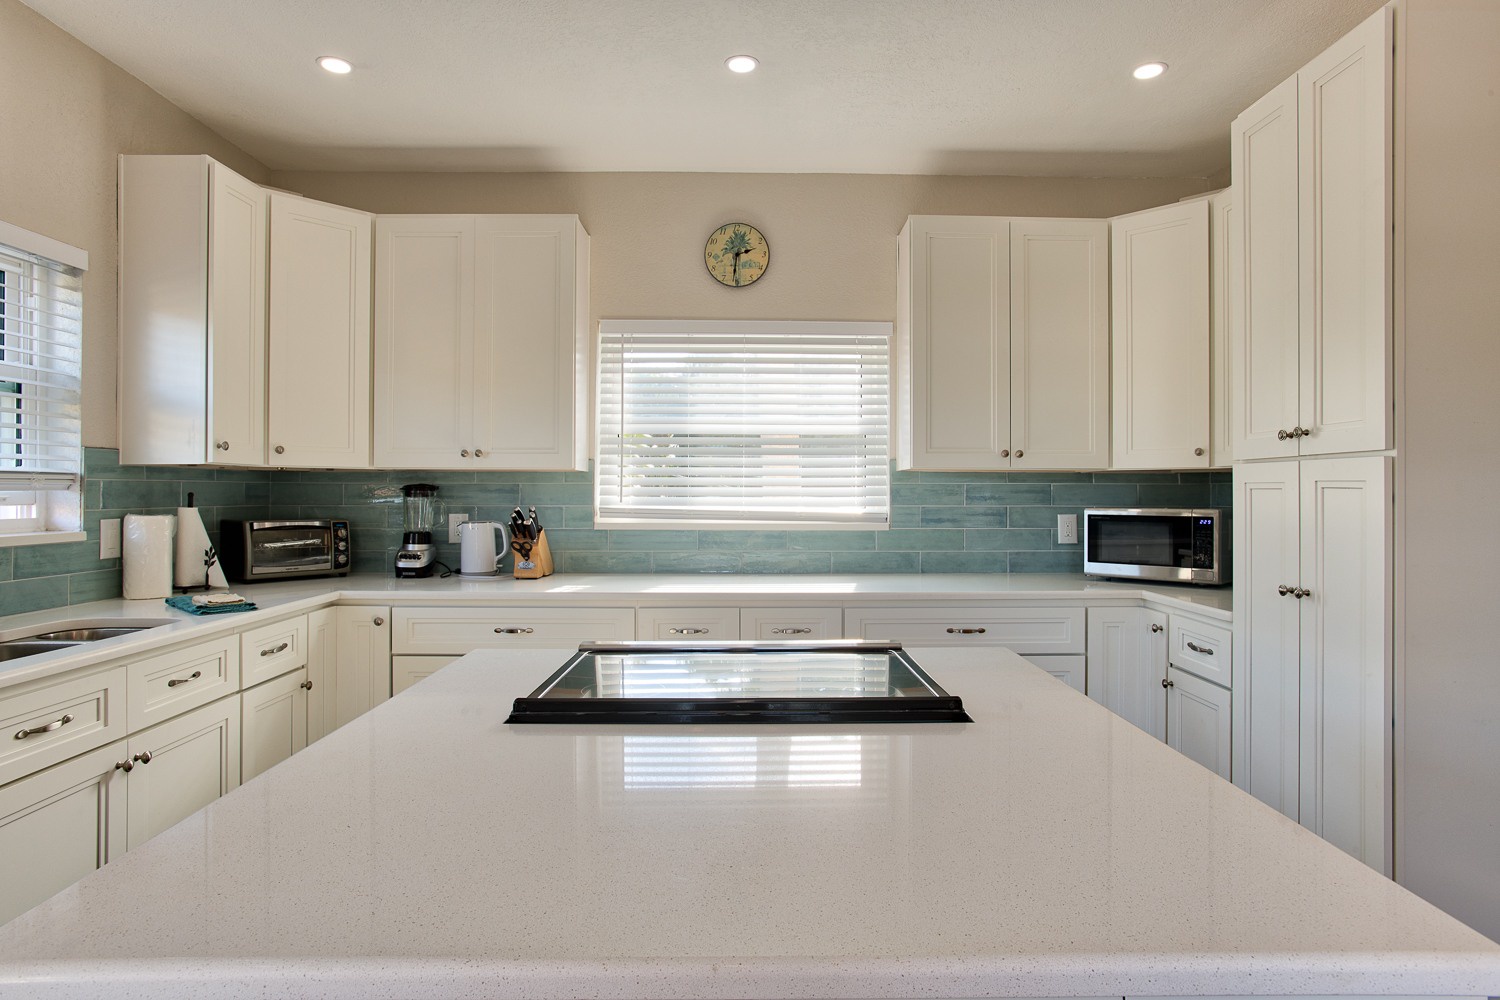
[
  {"xmin": 1293, "ymin": 587, "xmax": 1312, "ymax": 599},
  {"xmin": 300, "ymin": 680, "xmax": 313, "ymax": 691},
  {"xmin": 1296, "ymin": 426, "xmax": 1311, "ymax": 438},
  {"xmin": 474, "ymin": 449, "xmax": 485, "ymax": 458},
  {"xmin": 216, "ymin": 440, "xmax": 230, "ymax": 451},
  {"xmin": 274, "ymin": 445, "xmax": 285, "ymax": 455},
  {"xmin": 1000, "ymin": 449, "xmax": 1010, "ymax": 458},
  {"xmin": 1014, "ymin": 449, "xmax": 1024, "ymax": 458},
  {"xmin": 1194, "ymin": 447, "xmax": 1205, "ymax": 457},
  {"xmin": 1278, "ymin": 584, "xmax": 1294, "ymax": 596},
  {"xmin": 133, "ymin": 751, "xmax": 153, "ymax": 766},
  {"xmin": 373, "ymin": 617, "xmax": 385, "ymax": 626},
  {"xmin": 1150, "ymin": 623, "xmax": 1164, "ymax": 633},
  {"xmin": 1161, "ymin": 678, "xmax": 1174, "ymax": 689},
  {"xmin": 460, "ymin": 449, "xmax": 470, "ymax": 458}
]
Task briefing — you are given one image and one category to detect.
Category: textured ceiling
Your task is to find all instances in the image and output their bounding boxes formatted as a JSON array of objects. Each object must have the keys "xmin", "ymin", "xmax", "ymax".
[{"xmin": 22, "ymin": 0, "xmax": 1387, "ymax": 176}]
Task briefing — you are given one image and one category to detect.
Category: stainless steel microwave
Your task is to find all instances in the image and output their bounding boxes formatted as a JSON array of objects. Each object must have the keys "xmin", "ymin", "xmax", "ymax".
[
  {"xmin": 218, "ymin": 519, "xmax": 351, "ymax": 582},
  {"xmin": 1082, "ymin": 508, "xmax": 1228, "ymax": 586}
]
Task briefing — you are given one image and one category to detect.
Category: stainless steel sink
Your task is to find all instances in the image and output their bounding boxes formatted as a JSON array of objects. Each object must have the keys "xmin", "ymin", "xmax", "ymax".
[{"xmin": 0, "ymin": 618, "xmax": 178, "ymax": 663}]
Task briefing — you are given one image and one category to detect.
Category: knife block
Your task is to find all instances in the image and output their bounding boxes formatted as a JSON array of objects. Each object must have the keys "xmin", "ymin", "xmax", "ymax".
[{"xmin": 513, "ymin": 529, "xmax": 555, "ymax": 579}]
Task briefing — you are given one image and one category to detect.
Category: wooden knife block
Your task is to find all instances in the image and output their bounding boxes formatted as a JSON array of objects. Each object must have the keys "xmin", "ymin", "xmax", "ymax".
[{"xmin": 513, "ymin": 529, "xmax": 555, "ymax": 579}]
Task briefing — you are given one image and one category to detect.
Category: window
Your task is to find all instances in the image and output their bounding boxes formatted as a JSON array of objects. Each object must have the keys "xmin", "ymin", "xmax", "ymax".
[
  {"xmin": 596, "ymin": 320, "xmax": 890, "ymax": 528},
  {"xmin": 0, "ymin": 220, "xmax": 86, "ymax": 537}
]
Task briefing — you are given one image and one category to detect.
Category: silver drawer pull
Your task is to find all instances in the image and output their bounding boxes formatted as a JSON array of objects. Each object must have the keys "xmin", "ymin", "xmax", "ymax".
[
  {"xmin": 494, "ymin": 627, "xmax": 534, "ymax": 635},
  {"xmin": 771, "ymin": 627, "xmax": 812, "ymax": 635},
  {"xmin": 14, "ymin": 713, "xmax": 74, "ymax": 740},
  {"xmin": 668, "ymin": 627, "xmax": 709, "ymax": 635},
  {"xmin": 1186, "ymin": 641, "xmax": 1214, "ymax": 655},
  {"xmin": 167, "ymin": 670, "xmax": 202, "ymax": 688},
  {"xmin": 945, "ymin": 627, "xmax": 987, "ymax": 635},
  {"xmin": 260, "ymin": 642, "xmax": 290, "ymax": 657}
]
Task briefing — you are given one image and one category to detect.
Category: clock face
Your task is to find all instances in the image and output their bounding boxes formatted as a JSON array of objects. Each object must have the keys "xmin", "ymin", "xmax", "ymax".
[{"xmin": 704, "ymin": 223, "xmax": 769, "ymax": 287}]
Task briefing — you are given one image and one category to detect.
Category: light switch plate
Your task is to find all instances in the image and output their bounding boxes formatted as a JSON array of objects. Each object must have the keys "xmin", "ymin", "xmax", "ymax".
[
  {"xmin": 448, "ymin": 512, "xmax": 469, "ymax": 543},
  {"xmin": 100, "ymin": 518, "xmax": 122, "ymax": 558},
  {"xmin": 1056, "ymin": 514, "xmax": 1079, "ymax": 545}
]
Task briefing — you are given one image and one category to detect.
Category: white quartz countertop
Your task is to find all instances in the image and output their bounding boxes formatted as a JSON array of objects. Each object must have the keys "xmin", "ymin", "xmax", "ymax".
[
  {"xmin": 0, "ymin": 647, "xmax": 1495, "ymax": 999},
  {"xmin": 0, "ymin": 573, "xmax": 1230, "ymax": 692}
]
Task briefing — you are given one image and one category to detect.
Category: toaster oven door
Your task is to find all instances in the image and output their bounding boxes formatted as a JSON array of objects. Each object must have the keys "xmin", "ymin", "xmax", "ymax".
[{"xmin": 248, "ymin": 523, "xmax": 334, "ymax": 576}]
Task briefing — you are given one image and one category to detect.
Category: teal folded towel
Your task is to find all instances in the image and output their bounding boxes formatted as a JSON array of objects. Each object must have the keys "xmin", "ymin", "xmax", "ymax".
[{"xmin": 165, "ymin": 595, "xmax": 258, "ymax": 615}]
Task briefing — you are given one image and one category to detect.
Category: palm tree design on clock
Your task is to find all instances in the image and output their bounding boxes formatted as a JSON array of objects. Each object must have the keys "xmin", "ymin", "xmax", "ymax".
[{"xmin": 722, "ymin": 227, "xmax": 752, "ymax": 286}]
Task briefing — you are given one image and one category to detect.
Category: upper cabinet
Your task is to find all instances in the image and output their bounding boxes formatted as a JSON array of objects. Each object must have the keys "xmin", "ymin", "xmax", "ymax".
[
  {"xmin": 267, "ymin": 194, "xmax": 373, "ymax": 469},
  {"xmin": 374, "ymin": 214, "xmax": 589, "ymax": 471},
  {"xmin": 897, "ymin": 215, "xmax": 1108, "ymax": 471},
  {"xmin": 1109, "ymin": 199, "xmax": 1211, "ymax": 469},
  {"xmin": 119, "ymin": 155, "xmax": 268, "ymax": 467},
  {"xmin": 1230, "ymin": 9, "xmax": 1392, "ymax": 460}
]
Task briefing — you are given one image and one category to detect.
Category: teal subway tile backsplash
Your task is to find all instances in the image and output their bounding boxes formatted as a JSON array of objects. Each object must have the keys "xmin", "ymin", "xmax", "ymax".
[{"xmin": 0, "ymin": 451, "xmax": 1229, "ymax": 617}]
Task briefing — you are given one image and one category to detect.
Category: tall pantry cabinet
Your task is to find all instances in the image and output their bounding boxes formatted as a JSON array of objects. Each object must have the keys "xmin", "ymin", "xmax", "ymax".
[{"xmin": 1234, "ymin": 4, "xmax": 1500, "ymax": 940}]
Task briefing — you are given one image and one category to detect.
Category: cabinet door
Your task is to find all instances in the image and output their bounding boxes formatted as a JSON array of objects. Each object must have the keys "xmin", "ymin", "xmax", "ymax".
[
  {"xmin": 206, "ymin": 161, "xmax": 267, "ymax": 466},
  {"xmin": 1209, "ymin": 189, "xmax": 1234, "ymax": 466},
  {"xmin": 392, "ymin": 655, "xmax": 460, "ymax": 696},
  {"xmin": 472, "ymin": 216, "xmax": 588, "ymax": 470},
  {"xmin": 1231, "ymin": 76, "xmax": 1301, "ymax": 461},
  {"xmin": 740, "ymin": 607, "xmax": 845, "ymax": 641},
  {"xmin": 1298, "ymin": 455, "xmax": 1392, "ymax": 873},
  {"xmin": 305, "ymin": 606, "xmax": 339, "ymax": 745},
  {"xmin": 241, "ymin": 669, "xmax": 309, "ymax": 783},
  {"xmin": 0, "ymin": 741, "xmax": 126, "ymax": 926},
  {"xmin": 126, "ymin": 696, "xmax": 240, "ymax": 850},
  {"xmin": 1110, "ymin": 201, "xmax": 1210, "ymax": 469},
  {"xmin": 896, "ymin": 216, "xmax": 1010, "ymax": 470},
  {"xmin": 267, "ymin": 193, "xmax": 373, "ymax": 468},
  {"xmin": 1085, "ymin": 607, "xmax": 1167, "ymax": 740},
  {"xmin": 1034, "ymin": 654, "xmax": 1086, "ymax": 695},
  {"xmin": 1233, "ymin": 460, "xmax": 1301, "ymax": 817},
  {"xmin": 374, "ymin": 216, "xmax": 475, "ymax": 468},
  {"xmin": 332, "ymin": 606, "xmax": 392, "ymax": 731},
  {"xmin": 1296, "ymin": 8, "xmax": 1393, "ymax": 457},
  {"xmin": 636, "ymin": 607, "xmax": 741, "ymax": 641},
  {"xmin": 1166, "ymin": 667, "xmax": 1232, "ymax": 780},
  {"xmin": 1010, "ymin": 218, "xmax": 1109, "ymax": 470}
]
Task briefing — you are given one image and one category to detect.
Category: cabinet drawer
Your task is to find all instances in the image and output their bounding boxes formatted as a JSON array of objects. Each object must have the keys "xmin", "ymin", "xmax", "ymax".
[
  {"xmin": 392, "ymin": 607, "xmax": 634, "ymax": 654},
  {"xmin": 842, "ymin": 605, "xmax": 1085, "ymax": 654},
  {"xmin": 0, "ymin": 667, "xmax": 128, "ymax": 788},
  {"xmin": 1169, "ymin": 615, "xmax": 1232, "ymax": 686},
  {"xmin": 239, "ymin": 615, "xmax": 308, "ymax": 688},
  {"xmin": 126, "ymin": 637, "xmax": 240, "ymax": 732},
  {"xmin": 636, "ymin": 607, "xmax": 741, "ymax": 641},
  {"xmin": 740, "ymin": 607, "xmax": 845, "ymax": 641}
]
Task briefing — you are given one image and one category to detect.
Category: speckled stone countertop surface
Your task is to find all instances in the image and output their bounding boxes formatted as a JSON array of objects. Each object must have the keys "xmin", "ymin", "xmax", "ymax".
[{"xmin": 0, "ymin": 646, "xmax": 1496, "ymax": 999}]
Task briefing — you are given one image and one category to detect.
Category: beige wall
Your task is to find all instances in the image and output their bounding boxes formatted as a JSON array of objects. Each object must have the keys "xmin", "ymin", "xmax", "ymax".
[
  {"xmin": 274, "ymin": 171, "xmax": 1212, "ymax": 358},
  {"xmin": 0, "ymin": 0, "xmax": 267, "ymax": 448}
]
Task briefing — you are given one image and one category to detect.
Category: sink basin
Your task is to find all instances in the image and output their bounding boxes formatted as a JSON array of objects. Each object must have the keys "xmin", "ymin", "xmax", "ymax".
[
  {"xmin": 0, "ymin": 618, "xmax": 178, "ymax": 663},
  {"xmin": 27, "ymin": 627, "xmax": 161, "ymax": 642},
  {"xmin": 0, "ymin": 640, "xmax": 82, "ymax": 662}
]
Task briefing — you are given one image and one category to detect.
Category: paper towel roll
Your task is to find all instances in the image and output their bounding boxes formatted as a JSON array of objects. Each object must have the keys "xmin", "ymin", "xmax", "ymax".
[
  {"xmin": 174, "ymin": 507, "xmax": 220, "ymax": 590},
  {"xmin": 123, "ymin": 514, "xmax": 176, "ymax": 600}
]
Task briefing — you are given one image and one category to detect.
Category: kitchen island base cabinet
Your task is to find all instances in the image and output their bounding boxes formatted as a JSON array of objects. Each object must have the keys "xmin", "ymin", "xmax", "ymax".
[
  {"xmin": 124, "ymin": 695, "xmax": 241, "ymax": 850},
  {"xmin": 0, "ymin": 741, "xmax": 126, "ymax": 927},
  {"xmin": 240, "ymin": 669, "xmax": 309, "ymax": 782}
]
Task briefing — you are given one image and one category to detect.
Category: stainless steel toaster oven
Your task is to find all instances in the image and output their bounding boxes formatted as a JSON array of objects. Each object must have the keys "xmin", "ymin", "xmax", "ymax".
[{"xmin": 217, "ymin": 519, "xmax": 350, "ymax": 582}]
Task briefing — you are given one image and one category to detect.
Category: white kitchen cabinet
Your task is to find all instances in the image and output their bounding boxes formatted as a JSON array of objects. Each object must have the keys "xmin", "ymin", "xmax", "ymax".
[
  {"xmin": 124, "ymin": 695, "xmax": 241, "ymax": 850},
  {"xmin": 240, "ymin": 668, "xmax": 309, "ymax": 782},
  {"xmin": 0, "ymin": 740, "xmax": 126, "ymax": 926},
  {"xmin": 330, "ymin": 607, "xmax": 392, "ymax": 732},
  {"xmin": 124, "ymin": 636, "xmax": 239, "ymax": 733},
  {"xmin": 239, "ymin": 614, "xmax": 308, "ymax": 689},
  {"xmin": 118, "ymin": 154, "xmax": 267, "ymax": 466},
  {"xmin": 1037, "ymin": 655, "xmax": 1086, "ymax": 694},
  {"xmin": 1209, "ymin": 189, "xmax": 1234, "ymax": 466},
  {"xmin": 1230, "ymin": 8, "xmax": 1392, "ymax": 460},
  {"xmin": 896, "ymin": 216, "xmax": 1108, "ymax": 471},
  {"xmin": 0, "ymin": 665, "xmax": 126, "ymax": 789},
  {"xmin": 1233, "ymin": 456, "xmax": 1391, "ymax": 872},
  {"xmin": 843, "ymin": 604, "xmax": 1084, "ymax": 655},
  {"xmin": 267, "ymin": 193, "xmax": 373, "ymax": 468},
  {"xmin": 391, "ymin": 606, "xmax": 634, "ymax": 654},
  {"xmin": 1109, "ymin": 200, "xmax": 1211, "ymax": 469},
  {"xmin": 305, "ymin": 606, "xmax": 339, "ymax": 745},
  {"xmin": 637, "ymin": 607, "xmax": 741, "ymax": 641},
  {"xmin": 1086, "ymin": 607, "xmax": 1167, "ymax": 740},
  {"xmin": 740, "ymin": 607, "xmax": 845, "ymax": 641},
  {"xmin": 374, "ymin": 214, "xmax": 589, "ymax": 471},
  {"xmin": 1166, "ymin": 666, "xmax": 1232, "ymax": 779},
  {"xmin": 392, "ymin": 655, "xmax": 460, "ymax": 696}
]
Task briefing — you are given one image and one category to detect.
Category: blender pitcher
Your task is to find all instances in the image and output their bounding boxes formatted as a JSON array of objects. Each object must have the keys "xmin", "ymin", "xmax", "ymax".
[{"xmin": 395, "ymin": 483, "xmax": 444, "ymax": 578}]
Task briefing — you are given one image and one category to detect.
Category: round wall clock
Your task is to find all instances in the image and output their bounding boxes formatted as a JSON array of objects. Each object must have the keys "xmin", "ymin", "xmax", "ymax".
[{"xmin": 704, "ymin": 223, "xmax": 769, "ymax": 287}]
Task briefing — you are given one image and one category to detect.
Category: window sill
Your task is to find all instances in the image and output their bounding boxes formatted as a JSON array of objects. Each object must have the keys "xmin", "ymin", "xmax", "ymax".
[
  {"xmin": 595, "ymin": 518, "xmax": 887, "ymax": 532},
  {"xmin": 0, "ymin": 530, "xmax": 86, "ymax": 549}
]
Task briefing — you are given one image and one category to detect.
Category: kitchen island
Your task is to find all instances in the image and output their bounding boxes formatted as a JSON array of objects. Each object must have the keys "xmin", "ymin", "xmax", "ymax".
[{"xmin": 0, "ymin": 645, "xmax": 1496, "ymax": 999}]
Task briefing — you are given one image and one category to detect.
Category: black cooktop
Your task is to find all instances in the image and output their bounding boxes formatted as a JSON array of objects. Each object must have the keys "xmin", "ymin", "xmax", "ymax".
[{"xmin": 505, "ymin": 640, "xmax": 973, "ymax": 725}]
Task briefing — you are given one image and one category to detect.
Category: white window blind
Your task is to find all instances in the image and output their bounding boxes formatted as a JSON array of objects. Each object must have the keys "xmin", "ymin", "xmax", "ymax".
[
  {"xmin": 596, "ymin": 320, "xmax": 891, "ymax": 527},
  {"xmin": 0, "ymin": 221, "xmax": 85, "ymax": 501}
]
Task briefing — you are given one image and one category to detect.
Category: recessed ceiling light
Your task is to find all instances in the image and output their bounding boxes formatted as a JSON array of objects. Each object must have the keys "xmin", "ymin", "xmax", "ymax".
[
  {"xmin": 1133, "ymin": 62, "xmax": 1167, "ymax": 80},
  {"xmin": 318, "ymin": 56, "xmax": 353, "ymax": 75},
  {"xmin": 725, "ymin": 55, "xmax": 758, "ymax": 74}
]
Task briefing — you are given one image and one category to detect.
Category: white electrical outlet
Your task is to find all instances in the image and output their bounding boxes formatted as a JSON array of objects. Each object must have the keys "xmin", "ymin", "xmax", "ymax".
[
  {"xmin": 100, "ymin": 518, "xmax": 122, "ymax": 559},
  {"xmin": 448, "ymin": 512, "xmax": 469, "ymax": 543},
  {"xmin": 1057, "ymin": 514, "xmax": 1079, "ymax": 545}
]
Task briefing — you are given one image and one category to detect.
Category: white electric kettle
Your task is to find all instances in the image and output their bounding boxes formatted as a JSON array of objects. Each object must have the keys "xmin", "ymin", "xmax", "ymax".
[{"xmin": 458, "ymin": 520, "xmax": 510, "ymax": 577}]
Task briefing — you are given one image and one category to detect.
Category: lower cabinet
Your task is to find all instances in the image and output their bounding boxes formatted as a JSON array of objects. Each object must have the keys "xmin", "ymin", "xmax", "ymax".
[
  {"xmin": 393, "ymin": 655, "xmax": 459, "ymax": 695},
  {"xmin": 307, "ymin": 605, "xmax": 392, "ymax": 740},
  {"xmin": 241, "ymin": 669, "xmax": 309, "ymax": 782},
  {"xmin": 124, "ymin": 695, "xmax": 241, "ymax": 850},
  {"xmin": 1166, "ymin": 666, "xmax": 1232, "ymax": 777},
  {"xmin": 1086, "ymin": 606, "xmax": 1168, "ymax": 739},
  {"xmin": 843, "ymin": 604, "xmax": 1085, "ymax": 655},
  {"xmin": 740, "ymin": 606, "xmax": 844, "ymax": 640},
  {"xmin": 1034, "ymin": 655, "xmax": 1086, "ymax": 694},
  {"xmin": 637, "ymin": 607, "xmax": 741, "ymax": 641},
  {"xmin": 0, "ymin": 740, "xmax": 126, "ymax": 926}
]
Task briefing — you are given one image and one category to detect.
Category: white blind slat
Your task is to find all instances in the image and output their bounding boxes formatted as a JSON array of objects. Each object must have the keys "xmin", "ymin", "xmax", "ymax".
[{"xmin": 596, "ymin": 320, "xmax": 890, "ymax": 527}]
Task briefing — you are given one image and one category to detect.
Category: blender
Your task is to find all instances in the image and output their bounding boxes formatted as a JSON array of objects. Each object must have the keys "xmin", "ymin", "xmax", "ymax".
[{"xmin": 395, "ymin": 483, "xmax": 441, "ymax": 578}]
